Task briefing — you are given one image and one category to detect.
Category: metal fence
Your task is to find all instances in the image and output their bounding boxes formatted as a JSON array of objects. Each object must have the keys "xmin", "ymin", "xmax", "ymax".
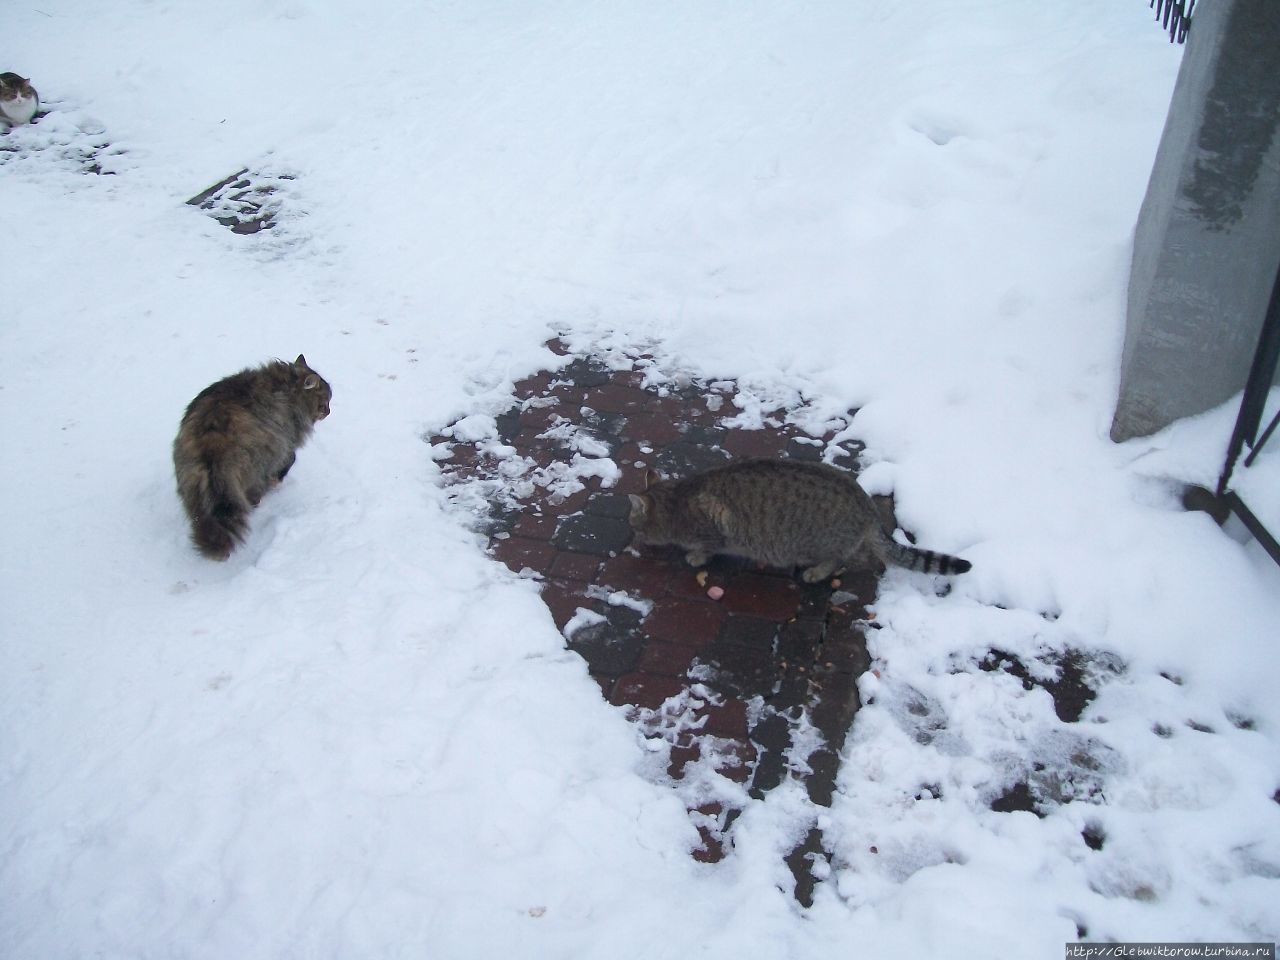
[
  {"xmin": 1152, "ymin": 0, "xmax": 1196, "ymax": 43},
  {"xmin": 1216, "ymin": 262, "xmax": 1280, "ymax": 566}
]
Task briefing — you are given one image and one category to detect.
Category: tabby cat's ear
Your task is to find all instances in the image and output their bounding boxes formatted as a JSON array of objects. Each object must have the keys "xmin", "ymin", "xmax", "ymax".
[
  {"xmin": 303, "ymin": 374, "xmax": 319, "ymax": 390},
  {"xmin": 643, "ymin": 468, "xmax": 661, "ymax": 490},
  {"xmin": 627, "ymin": 494, "xmax": 649, "ymax": 519},
  {"xmin": 295, "ymin": 354, "xmax": 308, "ymax": 368}
]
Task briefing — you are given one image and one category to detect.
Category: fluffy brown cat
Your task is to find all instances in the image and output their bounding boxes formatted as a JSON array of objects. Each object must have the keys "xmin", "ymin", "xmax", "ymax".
[{"xmin": 173, "ymin": 355, "xmax": 331, "ymax": 559}]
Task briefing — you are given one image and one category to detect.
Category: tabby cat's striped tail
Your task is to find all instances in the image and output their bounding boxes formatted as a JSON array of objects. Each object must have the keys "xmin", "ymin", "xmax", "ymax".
[{"xmin": 881, "ymin": 539, "xmax": 972, "ymax": 575}]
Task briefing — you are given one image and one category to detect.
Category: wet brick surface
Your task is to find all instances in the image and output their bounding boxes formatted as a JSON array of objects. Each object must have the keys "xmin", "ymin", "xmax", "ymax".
[{"xmin": 429, "ymin": 339, "xmax": 881, "ymax": 893}]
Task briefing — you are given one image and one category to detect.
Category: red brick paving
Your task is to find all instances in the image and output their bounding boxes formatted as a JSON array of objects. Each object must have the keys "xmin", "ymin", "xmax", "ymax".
[{"xmin": 429, "ymin": 339, "xmax": 879, "ymax": 899}]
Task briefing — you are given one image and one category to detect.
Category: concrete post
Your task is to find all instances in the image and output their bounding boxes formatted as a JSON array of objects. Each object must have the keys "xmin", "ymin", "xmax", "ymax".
[{"xmin": 1111, "ymin": 0, "xmax": 1280, "ymax": 442}]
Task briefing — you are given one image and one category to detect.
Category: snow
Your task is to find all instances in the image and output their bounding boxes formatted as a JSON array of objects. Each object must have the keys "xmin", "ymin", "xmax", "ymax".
[{"xmin": 3, "ymin": 1, "xmax": 1279, "ymax": 957}]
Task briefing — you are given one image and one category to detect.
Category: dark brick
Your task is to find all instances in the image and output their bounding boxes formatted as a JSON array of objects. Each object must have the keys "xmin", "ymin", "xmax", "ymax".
[
  {"xmin": 653, "ymin": 441, "xmax": 731, "ymax": 478},
  {"xmin": 717, "ymin": 571, "xmax": 802, "ymax": 621},
  {"xmin": 613, "ymin": 467, "xmax": 651, "ymax": 494},
  {"xmin": 748, "ymin": 712, "xmax": 793, "ymax": 798},
  {"xmin": 820, "ymin": 628, "xmax": 871, "ymax": 675},
  {"xmin": 567, "ymin": 609, "xmax": 645, "ymax": 677},
  {"xmin": 643, "ymin": 597, "xmax": 726, "ymax": 646},
  {"xmin": 795, "ymin": 582, "xmax": 836, "ymax": 621},
  {"xmin": 512, "ymin": 510, "xmax": 560, "ymax": 541},
  {"xmin": 692, "ymin": 799, "xmax": 726, "ymax": 819},
  {"xmin": 552, "ymin": 511, "xmax": 633, "ymax": 556},
  {"xmin": 584, "ymin": 492, "xmax": 632, "ymax": 519},
  {"xmin": 540, "ymin": 488, "xmax": 587, "ymax": 516},
  {"xmin": 512, "ymin": 370, "xmax": 555, "ymax": 395},
  {"xmin": 546, "ymin": 337, "xmax": 572, "ymax": 356},
  {"xmin": 585, "ymin": 383, "xmax": 653, "ymax": 414},
  {"xmin": 597, "ymin": 551, "xmax": 675, "ymax": 599},
  {"xmin": 692, "ymin": 827, "xmax": 726, "ymax": 863},
  {"xmin": 701, "ymin": 659, "xmax": 778, "ymax": 701},
  {"xmin": 673, "ymin": 401, "xmax": 723, "ymax": 429},
  {"xmin": 611, "ymin": 672, "xmax": 686, "ymax": 709},
  {"xmin": 558, "ymin": 357, "xmax": 611, "ymax": 388},
  {"xmin": 482, "ymin": 503, "xmax": 522, "ymax": 539},
  {"xmin": 710, "ymin": 740, "xmax": 757, "ymax": 783},
  {"xmin": 637, "ymin": 641, "xmax": 698, "ymax": 677},
  {"xmin": 540, "ymin": 580, "xmax": 594, "ymax": 630},
  {"xmin": 702, "ymin": 621, "xmax": 780, "ymax": 699},
  {"xmin": 437, "ymin": 443, "xmax": 479, "ymax": 471},
  {"xmin": 785, "ymin": 826, "xmax": 828, "ymax": 908},
  {"xmin": 549, "ymin": 551, "xmax": 602, "ymax": 582},
  {"xmin": 518, "ymin": 403, "xmax": 563, "ymax": 432},
  {"xmin": 491, "ymin": 536, "xmax": 555, "ymax": 573},
  {"xmin": 678, "ymin": 424, "xmax": 728, "ymax": 447},
  {"xmin": 610, "ymin": 440, "xmax": 648, "ymax": 466},
  {"xmin": 716, "ymin": 615, "xmax": 778, "ymax": 650},
  {"xmin": 494, "ymin": 409, "xmax": 522, "ymax": 443},
  {"xmin": 578, "ymin": 407, "xmax": 627, "ymax": 438},
  {"xmin": 546, "ymin": 385, "xmax": 590, "ymax": 410},
  {"xmin": 720, "ymin": 430, "xmax": 789, "ymax": 459},
  {"xmin": 517, "ymin": 428, "xmax": 572, "ymax": 467},
  {"xmin": 809, "ymin": 686, "xmax": 861, "ymax": 750},
  {"xmin": 777, "ymin": 619, "xmax": 824, "ymax": 662},
  {"xmin": 622, "ymin": 412, "xmax": 685, "ymax": 446},
  {"xmin": 770, "ymin": 673, "xmax": 811, "ymax": 712},
  {"xmin": 665, "ymin": 563, "xmax": 720, "ymax": 600},
  {"xmin": 805, "ymin": 749, "xmax": 840, "ymax": 806},
  {"xmin": 827, "ymin": 440, "xmax": 865, "ymax": 467},
  {"xmin": 785, "ymin": 437, "xmax": 826, "ymax": 462},
  {"xmin": 668, "ymin": 742, "xmax": 701, "ymax": 779},
  {"xmin": 698, "ymin": 698, "xmax": 750, "ymax": 738},
  {"xmin": 833, "ymin": 568, "xmax": 878, "ymax": 605}
]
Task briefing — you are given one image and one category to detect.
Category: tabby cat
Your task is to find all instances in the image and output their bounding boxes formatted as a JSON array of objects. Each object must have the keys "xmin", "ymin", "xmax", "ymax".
[
  {"xmin": 173, "ymin": 355, "xmax": 331, "ymax": 560},
  {"xmin": 628, "ymin": 458, "xmax": 971, "ymax": 581}
]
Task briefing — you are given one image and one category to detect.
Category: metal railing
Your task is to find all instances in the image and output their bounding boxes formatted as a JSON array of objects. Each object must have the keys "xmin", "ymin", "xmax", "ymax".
[
  {"xmin": 1152, "ymin": 0, "xmax": 1196, "ymax": 43},
  {"xmin": 1216, "ymin": 261, "xmax": 1280, "ymax": 566}
]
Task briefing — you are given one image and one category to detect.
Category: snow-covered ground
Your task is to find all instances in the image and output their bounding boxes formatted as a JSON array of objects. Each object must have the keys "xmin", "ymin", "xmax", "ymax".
[{"xmin": 3, "ymin": 1, "xmax": 1278, "ymax": 956}]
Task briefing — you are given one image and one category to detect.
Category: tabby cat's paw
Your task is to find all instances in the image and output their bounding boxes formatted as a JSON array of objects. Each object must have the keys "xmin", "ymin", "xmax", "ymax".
[{"xmin": 801, "ymin": 562, "xmax": 841, "ymax": 584}]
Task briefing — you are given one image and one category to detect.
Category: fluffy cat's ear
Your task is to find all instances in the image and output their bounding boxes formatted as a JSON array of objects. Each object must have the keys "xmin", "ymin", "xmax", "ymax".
[
  {"xmin": 295, "ymin": 354, "xmax": 308, "ymax": 368},
  {"xmin": 643, "ymin": 468, "xmax": 661, "ymax": 490},
  {"xmin": 303, "ymin": 374, "xmax": 319, "ymax": 390},
  {"xmin": 627, "ymin": 494, "xmax": 649, "ymax": 520}
]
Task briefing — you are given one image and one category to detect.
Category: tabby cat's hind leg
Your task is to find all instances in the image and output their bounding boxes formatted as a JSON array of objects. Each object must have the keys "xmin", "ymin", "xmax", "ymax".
[{"xmin": 801, "ymin": 560, "xmax": 842, "ymax": 584}]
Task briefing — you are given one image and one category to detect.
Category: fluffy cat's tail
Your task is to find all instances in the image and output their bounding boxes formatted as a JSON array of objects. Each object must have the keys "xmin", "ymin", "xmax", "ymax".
[
  {"xmin": 179, "ymin": 459, "xmax": 249, "ymax": 560},
  {"xmin": 880, "ymin": 539, "xmax": 972, "ymax": 575}
]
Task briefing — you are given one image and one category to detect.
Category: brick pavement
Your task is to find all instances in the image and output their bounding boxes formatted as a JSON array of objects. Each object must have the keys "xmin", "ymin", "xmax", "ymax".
[{"xmin": 428, "ymin": 340, "xmax": 881, "ymax": 901}]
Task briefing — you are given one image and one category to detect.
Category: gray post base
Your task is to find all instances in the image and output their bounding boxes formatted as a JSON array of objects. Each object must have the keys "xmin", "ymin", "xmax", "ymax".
[{"xmin": 1111, "ymin": 0, "xmax": 1280, "ymax": 443}]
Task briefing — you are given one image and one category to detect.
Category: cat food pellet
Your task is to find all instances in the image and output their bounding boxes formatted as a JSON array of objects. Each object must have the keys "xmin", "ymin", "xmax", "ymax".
[
  {"xmin": 706, "ymin": 586, "xmax": 725, "ymax": 600},
  {"xmin": 831, "ymin": 578, "xmax": 842, "ymax": 588},
  {"xmin": 695, "ymin": 571, "xmax": 708, "ymax": 587}
]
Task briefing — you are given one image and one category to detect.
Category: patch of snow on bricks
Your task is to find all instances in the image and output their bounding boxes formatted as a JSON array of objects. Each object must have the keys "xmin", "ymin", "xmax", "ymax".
[
  {"xmin": 563, "ymin": 607, "xmax": 608, "ymax": 639},
  {"xmin": 584, "ymin": 585, "xmax": 654, "ymax": 617}
]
